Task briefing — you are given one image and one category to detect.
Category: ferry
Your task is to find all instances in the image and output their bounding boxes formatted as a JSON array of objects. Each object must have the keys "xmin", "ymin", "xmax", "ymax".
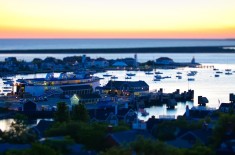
[{"xmin": 15, "ymin": 72, "xmax": 100, "ymax": 97}]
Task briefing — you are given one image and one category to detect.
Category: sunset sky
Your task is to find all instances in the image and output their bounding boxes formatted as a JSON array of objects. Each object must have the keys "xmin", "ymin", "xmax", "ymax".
[{"xmin": 0, "ymin": 0, "xmax": 235, "ymax": 38}]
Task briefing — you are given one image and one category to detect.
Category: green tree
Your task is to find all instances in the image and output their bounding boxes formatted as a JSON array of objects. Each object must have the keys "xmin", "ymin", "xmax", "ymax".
[
  {"xmin": 6, "ymin": 143, "xmax": 57, "ymax": 155},
  {"xmin": 44, "ymin": 137, "xmax": 74, "ymax": 154},
  {"xmin": 71, "ymin": 104, "xmax": 89, "ymax": 122},
  {"xmin": 212, "ymin": 113, "xmax": 235, "ymax": 147},
  {"xmin": 55, "ymin": 102, "xmax": 70, "ymax": 122},
  {"xmin": 100, "ymin": 146, "xmax": 130, "ymax": 155}
]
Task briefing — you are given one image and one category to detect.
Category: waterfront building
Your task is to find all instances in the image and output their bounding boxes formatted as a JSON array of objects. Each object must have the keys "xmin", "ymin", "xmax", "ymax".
[
  {"xmin": 61, "ymin": 85, "xmax": 93, "ymax": 96},
  {"xmin": 70, "ymin": 93, "xmax": 101, "ymax": 105},
  {"xmin": 101, "ymin": 80, "xmax": 149, "ymax": 95}
]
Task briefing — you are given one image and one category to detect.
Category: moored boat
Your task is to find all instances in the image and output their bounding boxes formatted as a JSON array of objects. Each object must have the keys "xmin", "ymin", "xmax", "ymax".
[{"xmin": 126, "ymin": 73, "xmax": 136, "ymax": 76}]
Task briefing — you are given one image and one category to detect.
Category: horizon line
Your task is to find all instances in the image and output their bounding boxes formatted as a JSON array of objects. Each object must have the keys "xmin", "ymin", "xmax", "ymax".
[{"xmin": 0, "ymin": 38, "xmax": 235, "ymax": 40}]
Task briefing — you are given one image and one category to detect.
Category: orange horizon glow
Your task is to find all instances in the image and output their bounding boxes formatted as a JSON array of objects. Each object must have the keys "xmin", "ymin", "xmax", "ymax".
[{"xmin": 1, "ymin": 0, "xmax": 235, "ymax": 39}]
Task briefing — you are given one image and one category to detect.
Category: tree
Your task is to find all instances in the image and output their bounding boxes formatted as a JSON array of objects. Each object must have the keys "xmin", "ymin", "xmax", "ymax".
[
  {"xmin": 55, "ymin": 102, "xmax": 70, "ymax": 122},
  {"xmin": 1, "ymin": 114, "xmax": 36, "ymax": 143},
  {"xmin": 71, "ymin": 104, "xmax": 89, "ymax": 122},
  {"xmin": 212, "ymin": 113, "xmax": 235, "ymax": 147},
  {"xmin": 32, "ymin": 58, "xmax": 43, "ymax": 68},
  {"xmin": 6, "ymin": 143, "xmax": 57, "ymax": 155}
]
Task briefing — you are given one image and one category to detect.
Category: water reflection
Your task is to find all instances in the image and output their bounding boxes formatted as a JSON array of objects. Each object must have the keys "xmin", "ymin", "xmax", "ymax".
[
  {"xmin": 138, "ymin": 101, "xmax": 194, "ymax": 121},
  {"xmin": 0, "ymin": 119, "xmax": 13, "ymax": 131}
]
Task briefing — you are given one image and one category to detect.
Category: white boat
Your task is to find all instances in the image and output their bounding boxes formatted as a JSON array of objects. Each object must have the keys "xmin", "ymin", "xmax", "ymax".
[
  {"xmin": 176, "ymin": 75, "xmax": 182, "ymax": 79},
  {"xmin": 153, "ymin": 78, "xmax": 161, "ymax": 81},
  {"xmin": 154, "ymin": 75, "xmax": 162, "ymax": 79},
  {"xmin": 225, "ymin": 72, "xmax": 232, "ymax": 75},
  {"xmin": 188, "ymin": 78, "xmax": 195, "ymax": 81},
  {"xmin": 126, "ymin": 73, "xmax": 136, "ymax": 76},
  {"xmin": 162, "ymin": 76, "xmax": 171, "ymax": 79},
  {"xmin": 103, "ymin": 74, "xmax": 112, "ymax": 77},
  {"xmin": 111, "ymin": 76, "xmax": 118, "ymax": 79},
  {"xmin": 145, "ymin": 71, "xmax": 154, "ymax": 75},
  {"xmin": 155, "ymin": 71, "xmax": 163, "ymax": 74},
  {"xmin": 187, "ymin": 71, "xmax": 197, "ymax": 76}
]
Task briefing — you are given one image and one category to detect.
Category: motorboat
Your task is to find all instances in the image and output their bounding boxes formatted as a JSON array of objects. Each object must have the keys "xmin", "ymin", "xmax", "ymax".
[
  {"xmin": 154, "ymin": 75, "xmax": 162, "ymax": 79},
  {"xmin": 111, "ymin": 76, "xmax": 118, "ymax": 79},
  {"xmin": 153, "ymin": 78, "xmax": 161, "ymax": 81},
  {"xmin": 214, "ymin": 74, "xmax": 220, "ymax": 77},
  {"xmin": 125, "ymin": 76, "xmax": 131, "ymax": 79},
  {"xmin": 187, "ymin": 71, "xmax": 197, "ymax": 76},
  {"xmin": 225, "ymin": 69, "xmax": 232, "ymax": 72},
  {"xmin": 103, "ymin": 74, "xmax": 112, "ymax": 77},
  {"xmin": 176, "ymin": 75, "xmax": 182, "ymax": 79},
  {"xmin": 225, "ymin": 72, "xmax": 232, "ymax": 75},
  {"xmin": 216, "ymin": 71, "xmax": 223, "ymax": 74},
  {"xmin": 176, "ymin": 72, "xmax": 182, "ymax": 74},
  {"xmin": 145, "ymin": 71, "xmax": 154, "ymax": 75},
  {"xmin": 153, "ymin": 75, "xmax": 162, "ymax": 81},
  {"xmin": 126, "ymin": 73, "xmax": 136, "ymax": 76},
  {"xmin": 155, "ymin": 71, "xmax": 163, "ymax": 74},
  {"xmin": 188, "ymin": 78, "xmax": 195, "ymax": 81},
  {"xmin": 162, "ymin": 76, "xmax": 171, "ymax": 79}
]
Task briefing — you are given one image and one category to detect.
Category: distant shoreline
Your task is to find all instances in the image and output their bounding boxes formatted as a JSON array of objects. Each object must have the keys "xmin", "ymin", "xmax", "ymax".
[{"xmin": 0, "ymin": 46, "xmax": 235, "ymax": 54}]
